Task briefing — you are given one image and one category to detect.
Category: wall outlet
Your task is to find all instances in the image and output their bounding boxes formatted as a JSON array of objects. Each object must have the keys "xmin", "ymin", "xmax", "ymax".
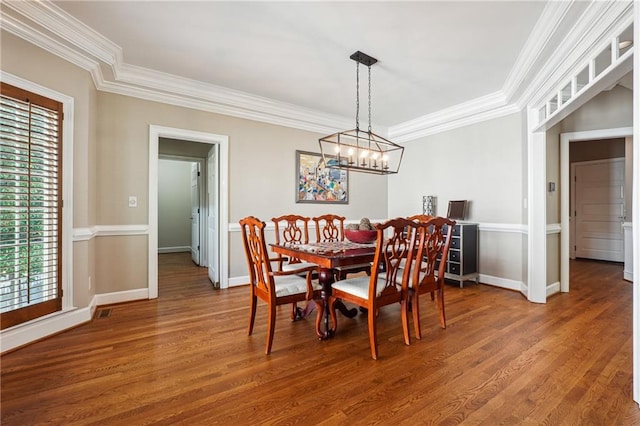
[{"xmin": 128, "ymin": 196, "xmax": 137, "ymax": 208}]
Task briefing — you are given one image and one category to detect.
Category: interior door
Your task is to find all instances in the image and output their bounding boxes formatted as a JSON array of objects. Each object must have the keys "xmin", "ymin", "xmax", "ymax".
[
  {"xmin": 573, "ymin": 158, "xmax": 624, "ymax": 262},
  {"xmin": 207, "ymin": 145, "xmax": 219, "ymax": 286},
  {"xmin": 190, "ymin": 162, "xmax": 200, "ymax": 265}
]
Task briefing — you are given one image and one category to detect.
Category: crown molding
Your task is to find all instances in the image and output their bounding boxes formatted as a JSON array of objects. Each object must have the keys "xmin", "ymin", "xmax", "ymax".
[
  {"xmin": 388, "ymin": 91, "xmax": 520, "ymax": 142},
  {"xmin": 501, "ymin": 1, "xmax": 575, "ymax": 101},
  {"xmin": 519, "ymin": 0, "xmax": 634, "ymax": 109},
  {"xmin": 2, "ymin": 0, "xmax": 632, "ymax": 143}
]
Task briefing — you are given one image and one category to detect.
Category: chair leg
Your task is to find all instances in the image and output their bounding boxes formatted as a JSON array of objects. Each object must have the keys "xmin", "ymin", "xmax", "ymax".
[
  {"xmin": 436, "ymin": 287, "xmax": 446, "ymax": 329},
  {"xmin": 265, "ymin": 302, "xmax": 276, "ymax": 355},
  {"xmin": 291, "ymin": 302, "xmax": 303, "ymax": 321},
  {"xmin": 412, "ymin": 292, "xmax": 422, "ymax": 340},
  {"xmin": 401, "ymin": 298, "xmax": 411, "ymax": 346},
  {"xmin": 367, "ymin": 305, "xmax": 379, "ymax": 360},
  {"xmin": 248, "ymin": 294, "xmax": 257, "ymax": 336},
  {"xmin": 430, "ymin": 291, "xmax": 435, "ymax": 301}
]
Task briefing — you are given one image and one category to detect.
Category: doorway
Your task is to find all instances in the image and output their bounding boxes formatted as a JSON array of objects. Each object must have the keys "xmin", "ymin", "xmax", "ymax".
[
  {"xmin": 148, "ymin": 125, "xmax": 229, "ymax": 299},
  {"xmin": 157, "ymin": 157, "xmax": 206, "ymax": 266},
  {"xmin": 560, "ymin": 127, "xmax": 633, "ymax": 293},
  {"xmin": 570, "ymin": 157, "xmax": 625, "ymax": 262}
]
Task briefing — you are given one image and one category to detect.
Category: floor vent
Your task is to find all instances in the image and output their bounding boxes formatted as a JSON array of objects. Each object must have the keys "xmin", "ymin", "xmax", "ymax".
[{"xmin": 96, "ymin": 308, "xmax": 111, "ymax": 319}]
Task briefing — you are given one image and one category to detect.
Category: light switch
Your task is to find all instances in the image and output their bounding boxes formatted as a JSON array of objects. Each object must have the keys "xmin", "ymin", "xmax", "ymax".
[{"xmin": 128, "ymin": 196, "xmax": 137, "ymax": 208}]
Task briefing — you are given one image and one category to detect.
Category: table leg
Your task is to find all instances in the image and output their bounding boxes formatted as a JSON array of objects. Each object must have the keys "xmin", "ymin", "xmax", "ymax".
[{"xmin": 316, "ymin": 268, "xmax": 357, "ymax": 340}]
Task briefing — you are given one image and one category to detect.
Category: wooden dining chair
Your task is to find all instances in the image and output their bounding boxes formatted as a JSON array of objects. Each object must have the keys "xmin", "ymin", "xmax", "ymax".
[
  {"xmin": 271, "ymin": 214, "xmax": 320, "ymax": 320},
  {"xmin": 328, "ymin": 218, "xmax": 421, "ymax": 360},
  {"xmin": 271, "ymin": 215, "xmax": 317, "ymax": 271},
  {"xmin": 312, "ymin": 214, "xmax": 345, "ymax": 242},
  {"xmin": 239, "ymin": 216, "xmax": 321, "ymax": 355},
  {"xmin": 312, "ymin": 214, "xmax": 371, "ymax": 280},
  {"xmin": 408, "ymin": 216, "xmax": 455, "ymax": 339},
  {"xmin": 408, "ymin": 214, "xmax": 435, "ymax": 300}
]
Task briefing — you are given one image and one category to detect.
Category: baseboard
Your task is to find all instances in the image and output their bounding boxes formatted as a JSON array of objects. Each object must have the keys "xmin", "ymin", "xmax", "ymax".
[
  {"xmin": 158, "ymin": 246, "xmax": 191, "ymax": 254},
  {"xmin": 624, "ymin": 271, "xmax": 633, "ymax": 282},
  {"xmin": 94, "ymin": 289, "xmax": 149, "ymax": 306},
  {"xmin": 478, "ymin": 274, "xmax": 522, "ymax": 291},
  {"xmin": 228, "ymin": 275, "xmax": 249, "ymax": 288},
  {"xmin": 547, "ymin": 281, "xmax": 560, "ymax": 296},
  {"xmin": 0, "ymin": 288, "xmax": 151, "ymax": 353},
  {"xmin": 0, "ymin": 304, "xmax": 95, "ymax": 354}
]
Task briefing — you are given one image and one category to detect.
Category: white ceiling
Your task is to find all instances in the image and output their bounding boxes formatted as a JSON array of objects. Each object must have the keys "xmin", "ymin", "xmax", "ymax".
[{"xmin": 51, "ymin": 1, "xmax": 551, "ymax": 128}]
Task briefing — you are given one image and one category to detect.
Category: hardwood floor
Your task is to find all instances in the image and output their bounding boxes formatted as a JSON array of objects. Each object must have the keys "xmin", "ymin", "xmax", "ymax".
[{"xmin": 2, "ymin": 254, "xmax": 639, "ymax": 424}]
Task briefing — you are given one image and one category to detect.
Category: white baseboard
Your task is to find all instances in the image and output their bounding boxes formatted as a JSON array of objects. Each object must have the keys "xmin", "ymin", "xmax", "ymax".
[
  {"xmin": 0, "ymin": 304, "xmax": 95, "ymax": 354},
  {"xmin": 228, "ymin": 275, "xmax": 249, "ymax": 287},
  {"xmin": 478, "ymin": 274, "xmax": 523, "ymax": 291},
  {"xmin": 1, "ymin": 289, "xmax": 150, "ymax": 353},
  {"xmin": 624, "ymin": 271, "xmax": 633, "ymax": 282},
  {"xmin": 547, "ymin": 281, "xmax": 560, "ymax": 296},
  {"xmin": 158, "ymin": 246, "xmax": 191, "ymax": 254},
  {"xmin": 94, "ymin": 289, "xmax": 149, "ymax": 306}
]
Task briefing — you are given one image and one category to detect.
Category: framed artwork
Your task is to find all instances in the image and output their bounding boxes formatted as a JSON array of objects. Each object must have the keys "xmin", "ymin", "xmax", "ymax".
[{"xmin": 296, "ymin": 150, "xmax": 348, "ymax": 204}]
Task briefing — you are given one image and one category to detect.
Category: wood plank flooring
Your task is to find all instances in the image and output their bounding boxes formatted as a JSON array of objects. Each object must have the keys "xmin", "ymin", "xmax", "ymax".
[{"xmin": 1, "ymin": 254, "xmax": 639, "ymax": 424}]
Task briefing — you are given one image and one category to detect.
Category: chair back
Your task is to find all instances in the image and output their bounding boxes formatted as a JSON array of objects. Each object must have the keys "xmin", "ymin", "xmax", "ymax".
[
  {"xmin": 369, "ymin": 218, "xmax": 421, "ymax": 303},
  {"xmin": 408, "ymin": 214, "xmax": 433, "ymax": 223},
  {"xmin": 239, "ymin": 216, "xmax": 274, "ymax": 296},
  {"xmin": 272, "ymin": 214, "xmax": 310, "ymax": 264},
  {"xmin": 312, "ymin": 214, "xmax": 345, "ymax": 242},
  {"xmin": 412, "ymin": 217, "xmax": 456, "ymax": 293}
]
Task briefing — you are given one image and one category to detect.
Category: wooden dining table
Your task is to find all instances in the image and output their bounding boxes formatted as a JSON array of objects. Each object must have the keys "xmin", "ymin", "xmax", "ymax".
[{"xmin": 270, "ymin": 240, "xmax": 377, "ymax": 340}]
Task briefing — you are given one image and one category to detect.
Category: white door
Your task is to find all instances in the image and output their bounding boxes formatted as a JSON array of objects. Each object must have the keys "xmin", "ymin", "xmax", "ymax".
[
  {"xmin": 207, "ymin": 146, "xmax": 219, "ymax": 286},
  {"xmin": 572, "ymin": 158, "xmax": 625, "ymax": 262},
  {"xmin": 190, "ymin": 162, "xmax": 200, "ymax": 265}
]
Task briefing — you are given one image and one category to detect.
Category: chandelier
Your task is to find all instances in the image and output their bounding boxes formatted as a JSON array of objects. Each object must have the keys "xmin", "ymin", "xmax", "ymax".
[{"xmin": 319, "ymin": 51, "xmax": 404, "ymax": 175}]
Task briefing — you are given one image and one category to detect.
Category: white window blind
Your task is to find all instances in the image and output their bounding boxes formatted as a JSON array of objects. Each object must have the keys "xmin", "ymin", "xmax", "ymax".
[{"xmin": 0, "ymin": 83, "xmax": 63, "ymax": 329}]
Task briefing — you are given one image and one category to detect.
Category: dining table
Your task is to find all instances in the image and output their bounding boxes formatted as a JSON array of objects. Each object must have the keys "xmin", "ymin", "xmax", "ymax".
[{"xmin": 270, "ymin": 240, "xmax": 377, "ymax": 340}]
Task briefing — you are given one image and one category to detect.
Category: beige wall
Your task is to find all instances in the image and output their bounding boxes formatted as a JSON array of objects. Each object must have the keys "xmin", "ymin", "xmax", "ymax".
[
  {"xmin": 389, "ymin": 112, "xmax": 525, "ymax": 223},
  {"xmin": 389, "ymin": 112, "xmax": 527, "ymax": 284},
  {"xmin": 560, "ymin": 85, "xmax": 633, "ymax": 133},
  {"xmin": 158, "ymin": 160, "xmax": 192, "ymax": 250},
  {"xmin": 97, "ymin": 92, "xmax": 389, "ymax": 287}
]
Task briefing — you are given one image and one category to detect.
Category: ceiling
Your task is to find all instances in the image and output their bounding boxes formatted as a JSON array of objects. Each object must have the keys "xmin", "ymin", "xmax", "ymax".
[
  {"xmin": 50, "ymin": 0, "xmax": 553, "ymax": 128},
  {"xmin": 7, "ymin": 1, "xmax": 630, "ymax": 138}
]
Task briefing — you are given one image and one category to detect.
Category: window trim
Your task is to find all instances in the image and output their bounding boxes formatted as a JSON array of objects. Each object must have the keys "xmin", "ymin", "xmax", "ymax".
[{"xmin": 1, "ymin": 71, "xmax": 74, "ymax": 317}]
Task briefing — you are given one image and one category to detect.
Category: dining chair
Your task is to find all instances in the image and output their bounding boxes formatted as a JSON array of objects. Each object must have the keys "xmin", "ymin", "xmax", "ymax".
[
  {"xmin": 408, "ymin": 216, "xmax": 455, "ymax": 339},
  {"xmin": 239, "ymin": 216, "xmax": 321, "ymax": 355},
  {"xmin": 312, "ymin": 214, "xmax": 371, "ymax": 280},
  {"xmin": 328, "ymin": 217, "xmax": 422, "ymax": 360},
  {"xmin": 271, "ymin": 215, "xmax": 317, "ymax": 271},
  {"xmin": 408, "ymin": 214, "xmax": 435, "ymax": 300},
  {"xmin": 271, "ymin": 214, "xmax": 319, "ymax": 320}
]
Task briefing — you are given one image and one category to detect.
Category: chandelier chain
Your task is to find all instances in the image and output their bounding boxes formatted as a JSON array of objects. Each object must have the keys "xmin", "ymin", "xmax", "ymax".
[
  {"xmin": 368, "ymin": 65, "xmax": 372, "ymax": 133},
  {"xmin": 355, "ymin": 61, "xmax": 360, "ymax": 131}
]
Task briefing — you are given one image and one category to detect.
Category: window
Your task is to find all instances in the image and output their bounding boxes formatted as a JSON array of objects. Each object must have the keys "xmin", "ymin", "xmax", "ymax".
[{"xmin": 0, "ymin": 82, "xmax": 63, "ymax": 329}]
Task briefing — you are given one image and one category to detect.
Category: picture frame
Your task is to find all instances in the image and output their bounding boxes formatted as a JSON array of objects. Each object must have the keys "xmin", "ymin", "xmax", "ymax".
[{"xmin": 296, "ymin": 150, "xmax": 348, "ymax": 204}]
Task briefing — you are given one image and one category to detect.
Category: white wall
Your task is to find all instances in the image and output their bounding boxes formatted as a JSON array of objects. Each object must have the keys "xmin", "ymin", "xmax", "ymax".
[{"xmin": 158, "ymin": 160, "xmax": 192, "ymax": 252}]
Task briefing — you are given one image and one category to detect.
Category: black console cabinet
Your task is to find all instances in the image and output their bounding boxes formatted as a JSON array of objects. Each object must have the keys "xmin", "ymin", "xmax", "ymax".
[{"xmin": 443, "ymin": 222, "xmax": 478, "ymax": 288}]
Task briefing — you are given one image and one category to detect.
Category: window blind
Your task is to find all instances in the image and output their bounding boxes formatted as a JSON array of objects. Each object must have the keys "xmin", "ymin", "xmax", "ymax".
[{"xmin": 0, "ymin": 83, "xmax": 63, "ymax": 330}]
